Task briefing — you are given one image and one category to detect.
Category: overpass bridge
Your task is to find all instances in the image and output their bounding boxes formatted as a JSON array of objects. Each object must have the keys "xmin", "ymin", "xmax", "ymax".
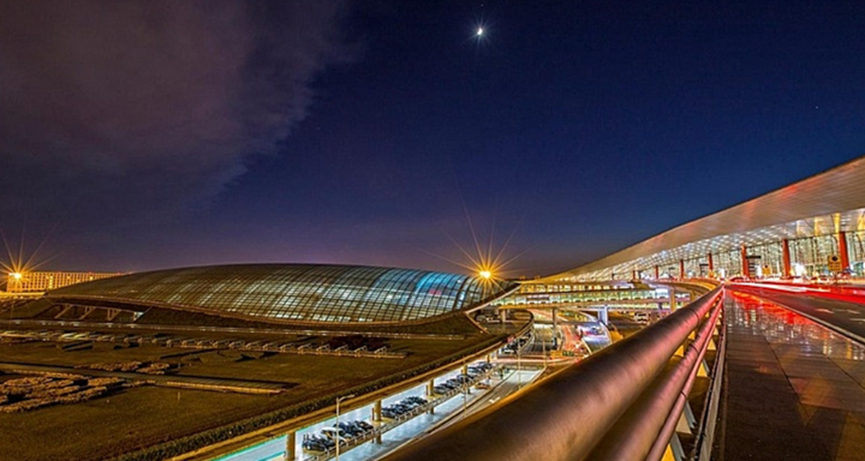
[{"xmin": 484, "ymin": 281, "xmax": 696, "ymax": 325}]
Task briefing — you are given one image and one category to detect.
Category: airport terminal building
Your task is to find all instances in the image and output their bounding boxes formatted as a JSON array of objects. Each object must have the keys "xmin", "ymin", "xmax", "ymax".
[{"xmin": 548, "ymin": 155, "xmax": 865, "ymax": 283}]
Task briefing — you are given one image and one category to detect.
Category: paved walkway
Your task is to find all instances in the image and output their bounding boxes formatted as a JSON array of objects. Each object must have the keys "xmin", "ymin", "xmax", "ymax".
[{"xmin": 716, "ymin": 291, "xmax": 865, "ymax": 461}]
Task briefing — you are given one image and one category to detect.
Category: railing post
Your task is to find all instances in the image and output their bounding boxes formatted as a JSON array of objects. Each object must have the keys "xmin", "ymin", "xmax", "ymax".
[{"xmin": 669, "ymin": 433, "xmax": 686, "ymax": 461}]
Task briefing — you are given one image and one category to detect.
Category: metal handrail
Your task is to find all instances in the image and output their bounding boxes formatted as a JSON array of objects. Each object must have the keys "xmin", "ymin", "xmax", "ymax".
[
  {"xmin": 692, "ymin": 305, "xmax": 727, "ymax": 461},
  {"xmin": 378, "ymin": 287, "xmax": 724, "ymax": 461},
  {"xmin": 584, "ymin": 291, "xmax": 723, "ymax": 460}
]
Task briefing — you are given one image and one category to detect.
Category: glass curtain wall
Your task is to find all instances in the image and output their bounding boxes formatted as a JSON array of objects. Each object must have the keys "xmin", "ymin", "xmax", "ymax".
[
  {"xmin": 747, "ymin": 241, "xmax": 784, "ymax": 277},
  {"xmin": 789, "ymin": 235, "xmax": 838, "ymax": 276},
  {"xmin": 714, "ymin": 248, "xmax": 743, "ymax": 278},
  {"xmin": 847, "ymin": 231, "xmax": 865, "ymax": 276}
]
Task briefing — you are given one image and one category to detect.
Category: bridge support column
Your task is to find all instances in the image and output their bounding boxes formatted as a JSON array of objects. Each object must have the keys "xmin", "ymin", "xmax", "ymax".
[
  {"xmin": 373, "ymin": 399, "xmax": 383, "ymax": 443},
  {"xmin": 373, "ymin": 399, "xmax": 382, "ymax": 422},
  {"xmin": 669, "ymin": 288, "xmax": 676, "ymax": 310},
  {"xmin": 552, "ymin": 308, "xmax": 557, "ymax": 331},
  {"xmin": 840, "ymin": 231, "xmax": 851, "ymax": 269},
  {"xmin": 427, "ymin": 380, "xmax": 435, "ymax": 414},
  {"xmin": 286, "ymin": 431, "xmax": 296, "ymax": 460},
  {"xmin": 740, "ymin": 245, "xmax": 750, "ymax": 277},
  {"xmin": 499, "ymin": 308, "xmax": 507, "ymax": 323},
  {"xmin": 782, "ymin": 239, "xmax": 792, "ymax": 277},
  {"xmin": 600, "ymin": 305, "xmax": 609, "ymax": 325}
]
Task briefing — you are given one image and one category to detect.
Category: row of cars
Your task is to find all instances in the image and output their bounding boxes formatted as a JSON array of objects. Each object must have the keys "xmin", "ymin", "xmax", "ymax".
[
  {"xmin": 432, "ymin": 361, "xmax": 495, "ymax": 395},
  {"xmin": 301, "ymin": 361, "xmax": 498, "ymax": 454},
  {"xmin": 381, "ymin": 395, "xmax": 429, "ymax": 419},
  {"xmin": 301, "ymin": 419, "xmax": 375, "ymax": 452}
]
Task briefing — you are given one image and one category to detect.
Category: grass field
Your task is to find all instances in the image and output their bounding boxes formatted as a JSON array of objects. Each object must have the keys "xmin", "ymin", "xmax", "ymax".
[{"xmin": 0, "ymin": 331, "xmax": 503, "ymax": 461}]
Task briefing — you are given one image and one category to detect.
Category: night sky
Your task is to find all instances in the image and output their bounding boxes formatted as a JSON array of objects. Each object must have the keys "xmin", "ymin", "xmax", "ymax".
[{"xmin": 1, "ymin": 1, "xmax": 864, "ymax": 278}]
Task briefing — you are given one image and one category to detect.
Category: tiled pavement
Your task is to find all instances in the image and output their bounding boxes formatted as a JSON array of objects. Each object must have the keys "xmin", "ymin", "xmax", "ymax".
[{"xmin": 717, "ymin": 292, "xmax": 865, "ymax": 461}]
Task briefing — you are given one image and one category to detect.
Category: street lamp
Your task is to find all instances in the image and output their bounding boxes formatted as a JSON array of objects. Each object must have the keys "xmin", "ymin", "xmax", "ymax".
[{"xmin": 335, "ymin": 394, "xmax": 355, "ymax": 461}]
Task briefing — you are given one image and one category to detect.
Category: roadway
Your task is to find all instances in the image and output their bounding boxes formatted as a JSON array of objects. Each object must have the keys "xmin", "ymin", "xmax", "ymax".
[{"xmin": 730, "ymin": 282, "xmax": 865, "ymax": 343}]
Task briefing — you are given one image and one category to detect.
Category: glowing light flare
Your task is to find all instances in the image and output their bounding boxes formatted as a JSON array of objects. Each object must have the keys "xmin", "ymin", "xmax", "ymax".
[
  {"xmin": 476, "ymin": 27, "xmax": 484, "ymax": 36},
  {"xmin": 10, "ymin": 272, "xmax": 22, "ymax": 280},
  {"xmin": 479, "ymin": 270, "xmax": 492, "ymax": 280}
]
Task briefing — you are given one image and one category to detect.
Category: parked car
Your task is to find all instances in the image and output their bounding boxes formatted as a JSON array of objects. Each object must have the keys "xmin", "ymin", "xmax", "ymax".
[
  {"xmin": 354, "ymin": 420, "xmax": 374, "ymax": 432},
  {"xmin": 433, "ymin": 384, "xmax": 452, "ymax": 394},
  {"xmin": 302, "ymin": 434, "xmax": 334, "ymax": 452}
]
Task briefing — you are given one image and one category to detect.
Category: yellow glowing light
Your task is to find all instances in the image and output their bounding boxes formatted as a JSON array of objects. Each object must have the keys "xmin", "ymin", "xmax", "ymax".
[
  {"xmin": 479, "ymin": 270, "xmax": 492, "ymax": 280},
  {"xmin": 10, "ymin": 272, "xmax": 22, "ymax": 280}
]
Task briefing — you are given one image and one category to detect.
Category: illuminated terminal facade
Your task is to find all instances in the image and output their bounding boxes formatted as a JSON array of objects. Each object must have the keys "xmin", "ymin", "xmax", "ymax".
[
  {"xmin": 5, "ymin": 271, "xmax": 123, "ymax": 293},
  {"xmin": 483, "ymin": 155, "xmax": 865, "ymax": 316},
  {"xmin": 549, "ymin": 155, "xmax": 865, "ymax": 283}
]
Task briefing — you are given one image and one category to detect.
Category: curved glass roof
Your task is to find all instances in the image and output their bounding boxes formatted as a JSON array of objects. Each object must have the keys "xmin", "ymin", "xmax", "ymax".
[{"xmin": 45, "ymin": 264, "xmax": 513, "ymax": 324}]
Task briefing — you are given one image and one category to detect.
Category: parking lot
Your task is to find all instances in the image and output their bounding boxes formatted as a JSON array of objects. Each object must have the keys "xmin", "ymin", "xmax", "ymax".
[{"xmin": 215, "ymin": 364, "xmax": 543, "ymax": 461}]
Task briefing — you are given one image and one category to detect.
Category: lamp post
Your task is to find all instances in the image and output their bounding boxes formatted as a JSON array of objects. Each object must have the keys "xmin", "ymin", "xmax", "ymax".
[{"xmin": 335, "ymin": 394, "xmax": 355, "ymax": 461}]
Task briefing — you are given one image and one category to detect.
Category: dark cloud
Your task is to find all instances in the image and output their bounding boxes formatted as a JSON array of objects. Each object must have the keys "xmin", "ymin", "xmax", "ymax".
[{"xmin": 0, "ymin": 0, "xmax": 352, "ymax": 229}]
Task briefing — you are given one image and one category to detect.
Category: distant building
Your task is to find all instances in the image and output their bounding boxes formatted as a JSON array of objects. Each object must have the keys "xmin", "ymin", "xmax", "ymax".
[{"xmin": 5, "ymin": 271, "xmax": 124, "ymax": 293}]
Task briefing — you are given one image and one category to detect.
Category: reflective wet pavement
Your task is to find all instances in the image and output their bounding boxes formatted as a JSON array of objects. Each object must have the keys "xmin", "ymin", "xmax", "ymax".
[{"xmin": 717, "ymin": 291, "xmax": 865, "ymax": 461}]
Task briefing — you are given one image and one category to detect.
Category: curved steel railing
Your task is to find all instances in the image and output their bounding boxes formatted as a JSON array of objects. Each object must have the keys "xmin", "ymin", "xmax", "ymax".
[{"xmin": 378, "ymin": 287, "xmax": 724, "ymax": 461}]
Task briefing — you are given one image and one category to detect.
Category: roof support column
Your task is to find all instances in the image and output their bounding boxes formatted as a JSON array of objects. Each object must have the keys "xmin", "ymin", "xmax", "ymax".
[
  {"xmin": 286, "ymin": 431, "xmax": 296, "ymax": 460},
  {"xmin": 839, "ymin": 231, "xmax": 851, "ymax": 270},
  {"xmin": 707, "ymin": 253, "xmax": 714, "ymax": 272},
  {"xmin": 654, "ymin": 265, "xmax": 659, "ymax": 280},
  {"xmin": 741, "ymin": 245, "xmax": 750, "ymax": 278},
  {"xmin": 679, "ymin": 260, "xmax": 685, "ymax": 280},
  {"xmin": 782, "ymin": 239, "xmax": 792, "ymax": 277},
  {"xmin": 632, "ymin": 270, "xmax": 637, "ymax": 281}
]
